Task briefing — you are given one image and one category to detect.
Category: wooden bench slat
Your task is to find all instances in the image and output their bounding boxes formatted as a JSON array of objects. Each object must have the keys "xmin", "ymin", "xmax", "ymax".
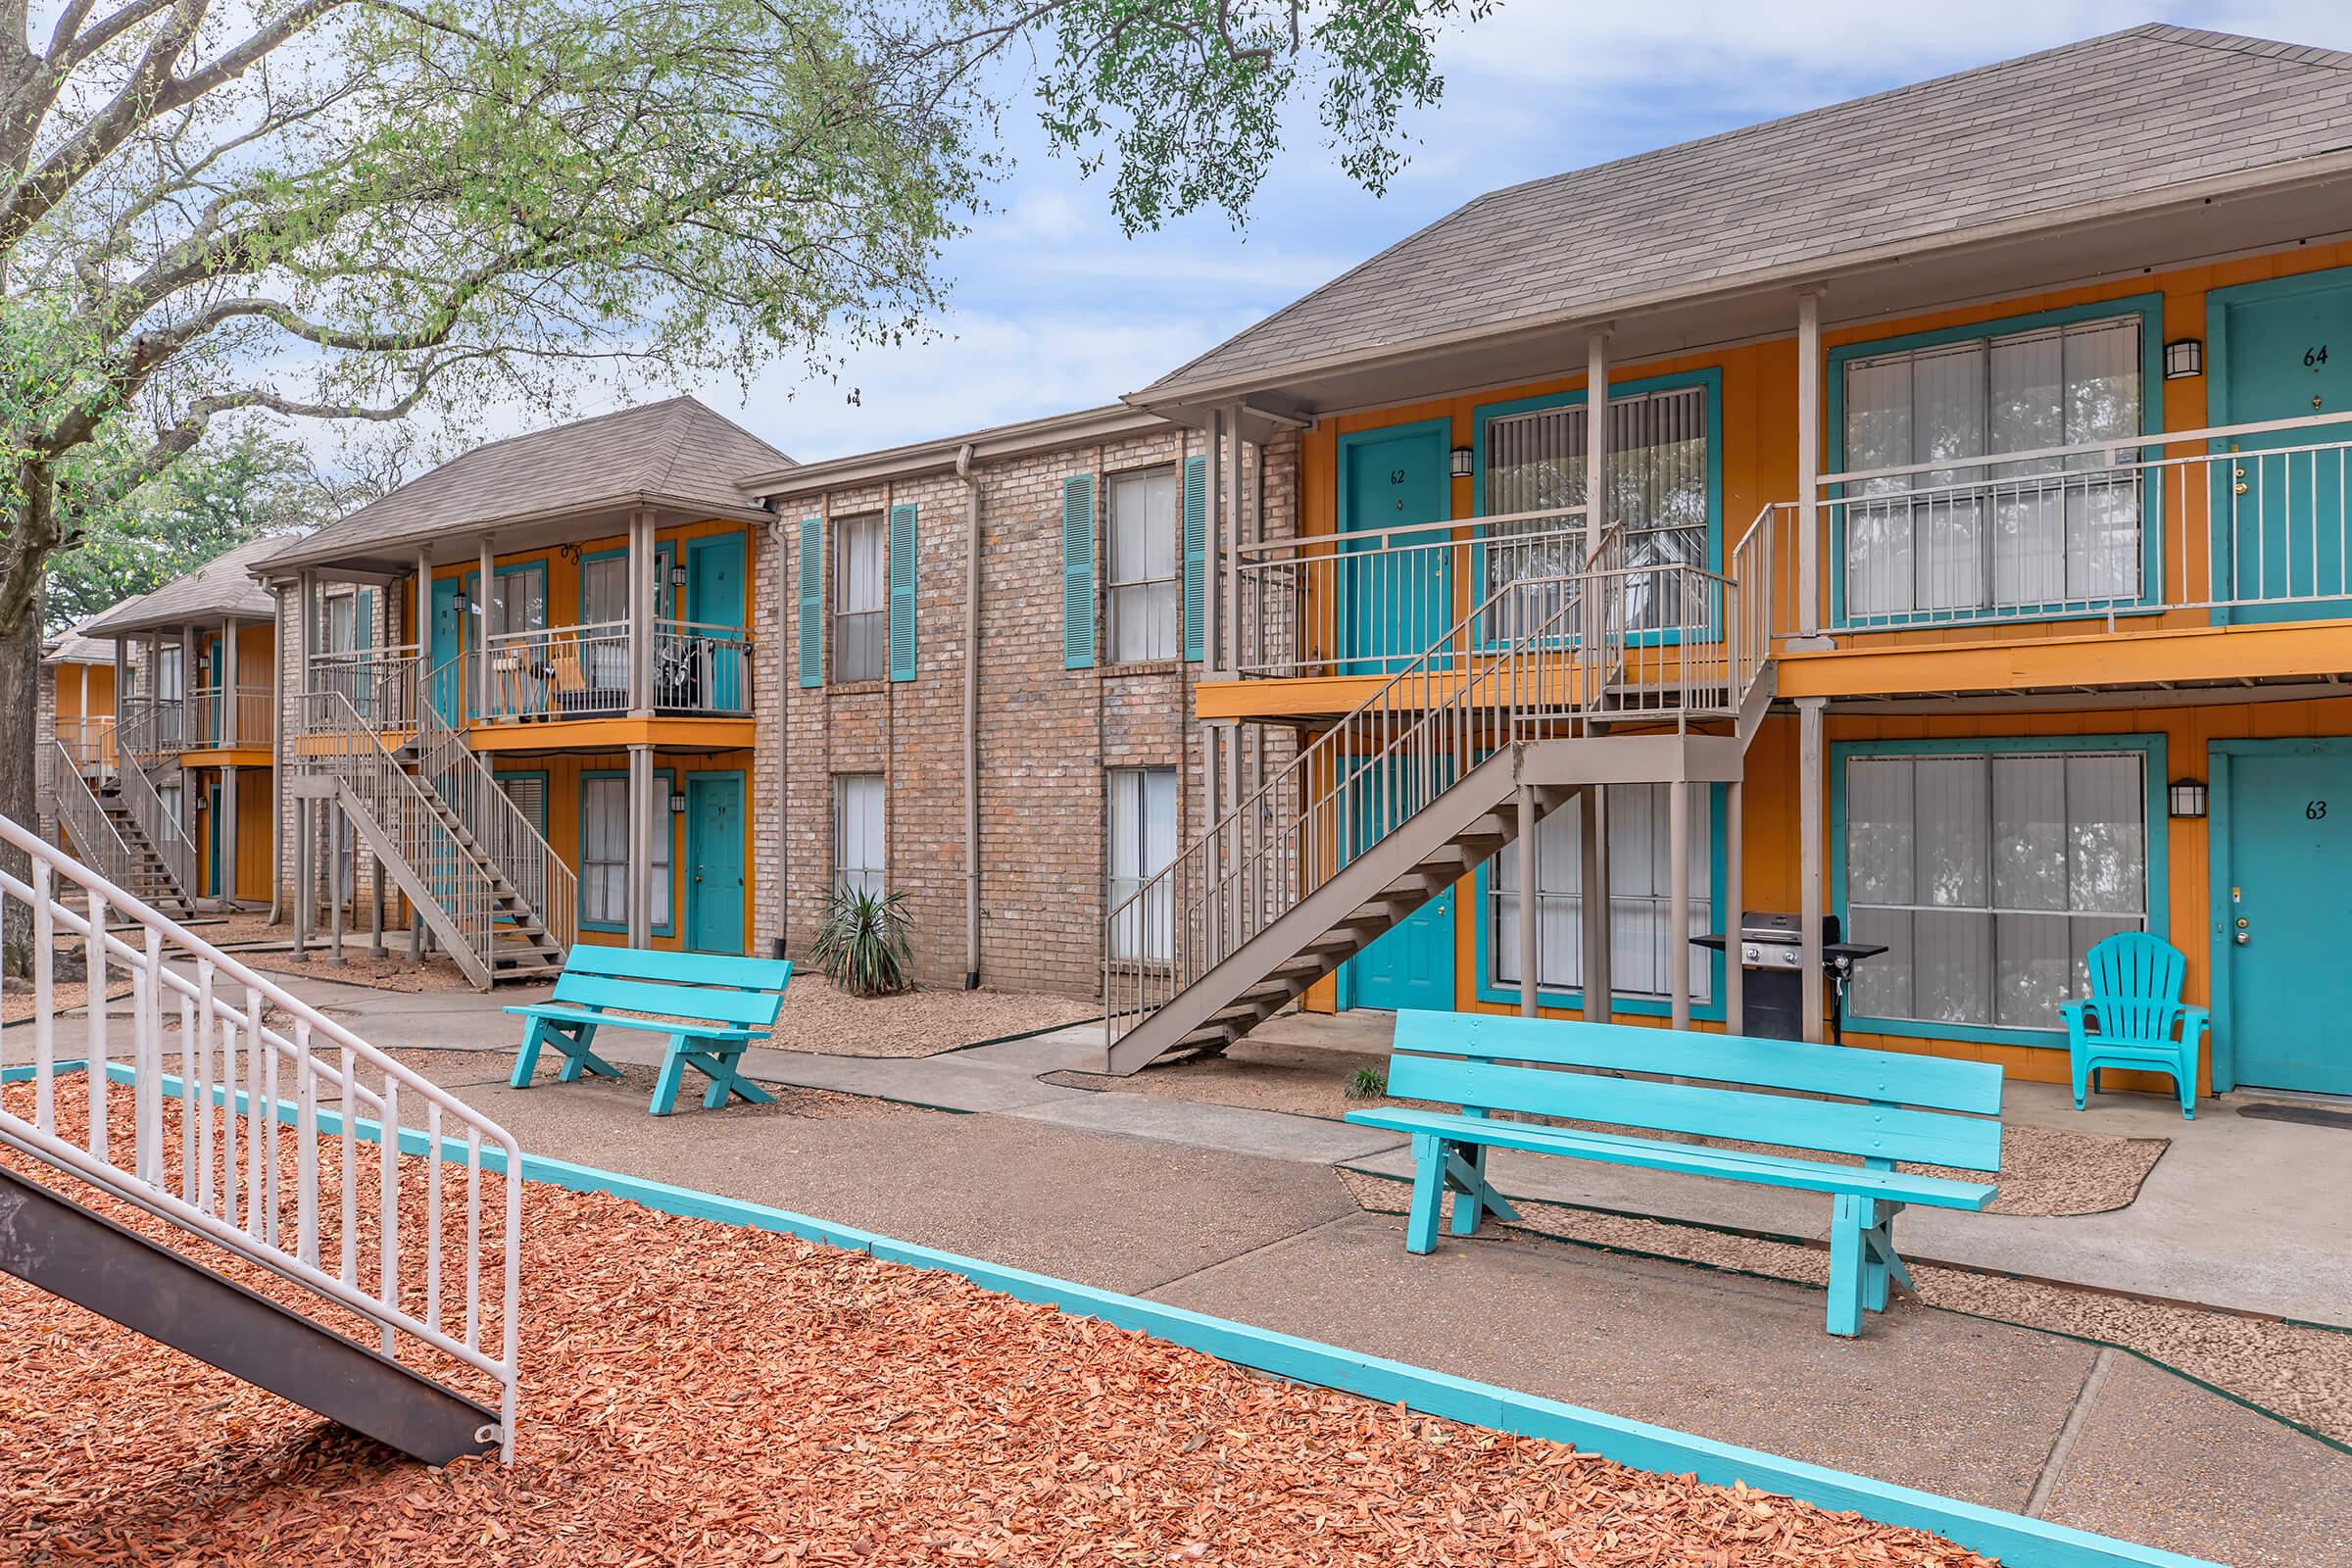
[
  {"xmin": 503, "ymin": 1004, "xmax": 766, "ymax": 1042},
  {"xmin": 1385, "ymin": 1053, "xmax": 2001, "ymax": 1172},
  {"xmin": 1345, "ymin": 1107, "xmax": 1997, "ymax": 1210},
  {"xmin": 550, "ymin": 972, "xmax": 785, "ymax": 1028},
  {"xmin": 1395, "ymin": 1010, "xmax": 2004, "ymax": 1116},
  {"xmin": 562, "ymin": 944, "xmax": 795, "ymax": 993}
]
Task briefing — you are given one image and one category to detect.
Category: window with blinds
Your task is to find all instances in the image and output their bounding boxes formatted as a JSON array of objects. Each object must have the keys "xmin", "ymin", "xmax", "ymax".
[
  {"xmin": 1841, "ymin": 316, "xmax": 2143, "ymax": 623},
  {"xmin": 1842, "ymin": 749, "xmax": 2148, "ymax": 1031},
  {"xmin": 1484, "ymin": 386, "xmax": 1710, "ymax": 630},
  {"xmin": 1490, "ymin": 782, "xmax": 1712, "ymax": 1003}
]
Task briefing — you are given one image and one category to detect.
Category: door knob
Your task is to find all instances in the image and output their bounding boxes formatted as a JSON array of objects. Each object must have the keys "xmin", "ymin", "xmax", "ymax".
[{"xmin": 2234, "ymin": 482, "xmax": 2249, "ymax": 496}]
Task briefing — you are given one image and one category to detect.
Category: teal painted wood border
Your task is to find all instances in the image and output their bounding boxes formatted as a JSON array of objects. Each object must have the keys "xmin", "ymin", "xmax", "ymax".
[
  {"xmin": 2203, "ymin": 265, "xmax": 2352, "ymax": 628},
  {"xmin": 1825, "ymin": 295, "xmax": 2168, "ymax": 631},
  {"xmin": 1469, "ymin": 783, "xmax": 1729, "ymax": 1017},
  {"xmin": 1828, "ymin": 733, "xmax": 2170, "ymax": 1050},
  {"xmin": 578, "ymin": 766, "xmax": 676, "ymax": 937},
  {"xmin": 79, "ymin": 1059, "xmax": 2214, "ymax": 1568},
  {"xmin": 2201, "ymin": 735, "xmax": 2352, "ymax": 1093}
]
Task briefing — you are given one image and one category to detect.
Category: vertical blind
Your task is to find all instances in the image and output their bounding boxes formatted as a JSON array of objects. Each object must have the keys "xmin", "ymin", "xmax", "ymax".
[
  {"xmin": 835, "ymin": 514, "xmax": 887, "ymax": 682},
  {"xmin": 835, "ymin": 774, "xmax": 886, "ymax": 897},
  {"xmin": 1843, "ymin": 750, "xmax": 2147, "ymax": 1030},
  {"xmin": 1485, "ymin": 387, "xmax": 1710, "ymax": 629},
  {"xmin": 1843, "ymin": 316, "xmax": 2142, "ymax": 622},
  {"xmin": 582, "ymin": 775, "xmax": 671, "ymax": 927},
  {"xmin": 1107, "ymin": 468, "xmax": 1179, "ymax": 663},
  {"xmin": 1106, "ymin": 767, "xmax": 1177, "ymax": 962},
  {"xmin": 1491, "ymin": 783, "xmax": 1712, "ymax": 1002}
]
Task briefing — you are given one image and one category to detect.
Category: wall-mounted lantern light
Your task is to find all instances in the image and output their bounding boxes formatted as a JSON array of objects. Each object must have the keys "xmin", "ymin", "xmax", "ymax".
[
  {"xmin": 2163, "ymin": 338, "xmax": 2204, "ymax": 380},
  {"xmin": 668, "ymin": 564, "xmax": 688, "ymax": 589},
  {"xmin": 2168, "ymin": 777, "xmax": 2209, "ymax": 819},
  {"xmin": 669, "ymin": 791, "xmax": 688, "ymax": 814},
  {"xmin": 1448, "ymin": 446, "xmax": 1475, "ymax": 479}
]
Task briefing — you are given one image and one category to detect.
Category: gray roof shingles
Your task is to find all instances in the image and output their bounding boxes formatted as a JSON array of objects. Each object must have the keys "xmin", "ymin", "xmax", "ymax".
[
  {"xmin": 1140, "ymin": 24, "xmax": 2352, "ymax": 398},
  {"xmin": 80, "ymin": 534, "xmax": 289, "ymax": 636},
  {"xmin": 268, "ymin": 396, "xmax": 793, "ymax": 571}
]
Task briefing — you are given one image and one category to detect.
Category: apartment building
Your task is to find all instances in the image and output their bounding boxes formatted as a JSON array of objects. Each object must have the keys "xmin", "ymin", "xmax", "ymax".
[
  {"xmin": 36, "ymin": 623, "xmax": 118, "ymax": 845},
  {"xmin": 1099, "ymin": 24, "xmax": 2352, "ymax": 1102}
]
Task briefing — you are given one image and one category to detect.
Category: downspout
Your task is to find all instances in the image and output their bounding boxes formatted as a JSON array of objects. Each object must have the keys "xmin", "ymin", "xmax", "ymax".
[
  {"xmin": 956, "ymin": 441, "xmax": 982, "ymax": 990},
  {"xmin": 767, "ymin": 505, "xmax": 791, "ymax": 959}
]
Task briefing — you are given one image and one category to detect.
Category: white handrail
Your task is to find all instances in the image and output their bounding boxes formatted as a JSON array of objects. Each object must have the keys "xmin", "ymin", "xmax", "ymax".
[{"xmin": 0, "ymin": 814, "xmax": 523, "ymax": 1458}]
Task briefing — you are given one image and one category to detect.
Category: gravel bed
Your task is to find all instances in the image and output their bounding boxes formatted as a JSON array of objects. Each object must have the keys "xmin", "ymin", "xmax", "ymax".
[
  {"xmin": 1, "ymin": 1076, "xmax": 1995, "ymax": 1567},
  {"xmin": 1338, "ymin": 1169, "xmax": 2352, "ymax": 1447},
  {"xmin": 243, "ymin": 948, "xmax": 482, "ymax": 993},
  {"xmin": 766, "ymin": 981, "xmax": 1097, "ymax": 1056},
  {"xmin": 0, "ymin": 978, "xmax": 136, "ymax": 1026},
  {"xmin": 1056, "ymin": 1041, "xmax": 2168, "ymax": 1216}
]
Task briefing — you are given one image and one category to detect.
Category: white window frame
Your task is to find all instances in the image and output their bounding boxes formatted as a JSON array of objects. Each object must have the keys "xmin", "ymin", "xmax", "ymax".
[
  {"xmin": 1840, "ymin": 746, "xmax": 2150, "ymax": 1035},
  {"xmin": 1105, "ymin": 466, "xmax": 1179, "ymax": 663},
  {"xmin": 1106, "ymin": 766, "xmax": 1178, "ymax": 962},
  {"xmin": 835, "ymin": 773, "xmax": 886, "ymax": 899},
  {"xmin": 834, "ymin": 514, "xmax": 887, "ymax": 683}
]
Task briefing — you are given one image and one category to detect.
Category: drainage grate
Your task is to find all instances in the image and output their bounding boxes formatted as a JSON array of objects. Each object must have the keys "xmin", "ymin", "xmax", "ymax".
[{"xmin": 2235, "ymin": 1101, "xmax": 2352, "ymax": 1131}]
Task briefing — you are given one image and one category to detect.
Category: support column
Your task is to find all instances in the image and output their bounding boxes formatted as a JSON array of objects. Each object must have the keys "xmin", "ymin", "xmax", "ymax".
[
  {"xmin": 1795, "ymin": 288, "xmax": 1826, "ymax": 644},
  {"xmin": 220, "ymin": 765, "xmax": 238, "ymax": 912},
  {"xmin": 1724, "ymin": 779, "xmax": 1744, "ymax": 1035},
  {"xmin": 627, "ymin": 512, "xmax": 653, "ymax": 717},
  {"xmin": 1517, "ymin": 783, "xmax": 1539, "ymax": 1017},
  {"xmin": 1798, "ymin": 696, "xmax": 1827, "ymax": 1042},
  {"xmin": 269, "ymin": 588, "xmax": 285, "ymax": 923},
  {"xmin": 369, "ymin": 858, "xmax": 386, "ymax": 958},
  {"xmin": 416, "ymin": 549, "xmax": 435, "ymax": 721},
  {"xmin": 1205, "ymin": 409, "xmax": 1226, "ymax": 674},
  {"xmin": 1581, "ymin": 787, "xmax": 1611, "ymax": 1021},
  {"xmin": 327, "ymin": 805, "xmax": 346, "ymax": 964},
  {"xmin": 220, "ymin": 615, "xmax": 237, "ymax": 746},
  {"xmin": 1668, "ymin": 781, "xmax": 1691, "ymax": 1031},
  {"xmin": 627, "ymin": 743, "xmax": 655, "ymax": 947},
  {"xmin": 1200, "ymin": 724, "xmax": 1221, "ymax": 958},
  {"xmin": 1586, "ymin": 327, "xmax": 1611, "ymax": 557},
  {"xmin": 292, "ymin": 798, "xmax": 312, "ymax": 963},
  {"xmin": 476, "ymin": 537, "xmax": 495, "ymax": 719},
  {"xmin": 1222, "ymin": 405, "xmax": 1244, "ymax": 673}
]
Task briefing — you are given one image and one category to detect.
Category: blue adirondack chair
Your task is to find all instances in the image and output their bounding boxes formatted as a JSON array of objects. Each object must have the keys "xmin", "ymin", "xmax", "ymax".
[{"xmin": 2059, "ymin": 933, "xmax": 2203, "ymax": 1119}]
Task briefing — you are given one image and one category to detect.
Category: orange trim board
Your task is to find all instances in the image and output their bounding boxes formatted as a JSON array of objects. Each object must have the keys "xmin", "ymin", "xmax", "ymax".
[
  {"xmin": 1776, "ymin": 617, "xmax": 2352, "ymax": 700},
  {"xmin": 463, "ymin": 716, "xmax": 757, "ymax": 753},
  {"xmin": 176, "ymin": 748, "xmax": 272, "ymax": 768}
]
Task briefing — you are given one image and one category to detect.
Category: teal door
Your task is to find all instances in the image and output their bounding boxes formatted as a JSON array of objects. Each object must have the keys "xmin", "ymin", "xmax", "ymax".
[
  {"xmin": 2214, "ymin": 270, "xmax": 2352, "ymax": 620},
  {"xmin": 1338, "ymin": 422, "xmax": 1453, "ymax": 673},
  {"xmin": 2223, "ymin": 744, "xmax": 2352, "ymax": 1095},
  {"xmin": 684, "ymin": 772, "xmax": 746, "ymax": 955},
  {"xmin": 206, "ymin": 776, "xmax": 222, "ymax": 899},
  {"xmin": 201, "ymin": 634, "xmax": 223, "ymax": 740},
  {"xmin": 1338, "ymin": 760, "xmax": 1456, "ymax": 1012},
  {"xmin": 686, "ymin": 534, "xmax": 747, "ymax": 710},
  {"xmin": 429, "ymin": 575, "xmax": 468, "ymax": 722}
]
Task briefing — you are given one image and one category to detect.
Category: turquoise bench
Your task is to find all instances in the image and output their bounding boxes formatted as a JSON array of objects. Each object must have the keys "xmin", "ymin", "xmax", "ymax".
[
  {"xmin": 505, "ymin": 946, "xmax": 794, "ymax": 1116},
  {"xmin": 2062, "ymin": 932, "xmax": 2202, "ymax": 1120},
  {"xmin": 1344, "ymin": 1011, "xmax": 2004, "ymax": 1338}
]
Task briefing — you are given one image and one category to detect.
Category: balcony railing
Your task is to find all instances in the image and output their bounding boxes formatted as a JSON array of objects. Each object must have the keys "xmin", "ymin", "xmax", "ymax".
[
  {"xmin": 54, "ymin": 715, "xmax": 116, "ymax": 773},
  {"xmin": 1754, "ymin": 410, "xmax": 2352, "ymax": 634},
  {"xmin": 183, "ymin": 684, "xmax": 273, "ymax": 748},
  {"xmin": 1234, "ymin": 504, "xmax": 1594, "ymax": 678},
  {"xmin": 312, "ymin": 644, "xmax": 424, "ymax": 729},
  {"xmin": 115, "ymin": 695, "xmax": 182, "ymax": 764},
  {"xmin": 475, "ymin": 619, "xmax": 752, "ymax": 721}
]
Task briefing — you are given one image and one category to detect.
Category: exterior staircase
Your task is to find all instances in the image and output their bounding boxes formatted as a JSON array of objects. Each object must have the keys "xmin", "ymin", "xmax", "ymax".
[
  {"xmin": 48, "ymin": 742, "xmax": 196, "ymax": 915},
  {"xmin": 1102, "ymin": 522, "xmax": 1778, "ymax": 1073},
  {"xmin": 292, "ymin": 679, "xmax": 574, "ymax": 990},
  {"xmin": 94, "ymin": 786, "xmax": 197, "ymax": 914},
  {"xmin": 0, "ymin": 813, "xmax": 523, "ymax": 1463}
]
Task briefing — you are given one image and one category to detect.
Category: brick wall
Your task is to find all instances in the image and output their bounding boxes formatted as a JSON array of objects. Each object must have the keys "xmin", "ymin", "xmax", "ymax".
[{"xmin": 767, "ymin": 422, "xmax": 1300, "ymax": 999}]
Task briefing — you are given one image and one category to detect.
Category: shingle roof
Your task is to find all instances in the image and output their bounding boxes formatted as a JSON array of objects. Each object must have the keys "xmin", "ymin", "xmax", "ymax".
[
  {"xmin": 266, "ymin": 396, "xmax": 794, "ymax": 571},
  {"xmin": 79, "ymin": 534, "xmax": 288, "ymax": 637},
  {"xmin": 42, "ymin": 622, "xmax": 115, "ymax": 664},
  {"xmin": 1140, "ymin": 24, "xmax": 2352, "ymax": 398}
]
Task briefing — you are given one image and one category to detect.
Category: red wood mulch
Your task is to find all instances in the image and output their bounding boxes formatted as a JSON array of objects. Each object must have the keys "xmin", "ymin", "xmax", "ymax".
[{"xmin": 0, "ymin": 1077, "xmax": 1996, "ymax": 1566}]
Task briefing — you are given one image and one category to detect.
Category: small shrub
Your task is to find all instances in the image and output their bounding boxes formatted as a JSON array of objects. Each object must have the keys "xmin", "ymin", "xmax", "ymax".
[
  {"xmin": 809, "ymin": 886, "xmax": 915, "ymax": 997},
  {"xmin": 1345, "ymin": 1066, "xmax": 1387, "ymax": 1102}
]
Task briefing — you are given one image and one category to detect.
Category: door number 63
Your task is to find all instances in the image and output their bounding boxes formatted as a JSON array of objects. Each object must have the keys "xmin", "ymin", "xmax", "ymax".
[{"xmin": 2308, "ymin": 800, "xmax": 2329, "ymax": 820}]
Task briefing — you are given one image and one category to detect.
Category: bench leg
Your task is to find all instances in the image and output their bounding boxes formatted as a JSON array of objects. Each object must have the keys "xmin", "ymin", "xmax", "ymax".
[
  {"xmin": 1443, "ymin": 1145, "xmax": 1519, "ymax": 1237},
  {"xmin": 1861, "ymin": 1203, "xmax": 1913, "ymax": 1312},
  {"xmin": 650, "ymin": 1036, "xmax": 691, "ymax": 1116},
  {"xmin": 511, "ymin": 1018, "xmax": 618, "ymax": 1089},
  {"xmin": 1827, "ymin": 1194, "xmax": 1866, "ymax": 1338},
  {"xmin": 697, "ymin": 1048, "xmax": 773, "ymax": 1110},
  {"xmin": 1405, "ymin": 1135, "xmax": 1445, "ymax": 1254}
]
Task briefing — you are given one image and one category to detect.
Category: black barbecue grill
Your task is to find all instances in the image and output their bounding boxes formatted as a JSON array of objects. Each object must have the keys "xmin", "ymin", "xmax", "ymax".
[{"xmin": 1691, "ymin": 911, "xmax": 1887, "ymax": 1044}]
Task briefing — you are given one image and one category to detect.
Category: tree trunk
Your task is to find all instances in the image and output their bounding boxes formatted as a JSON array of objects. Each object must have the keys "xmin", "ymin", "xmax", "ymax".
[{"xmin": 1, "ymin": 483, "xmax": 52, "ymax": 977}]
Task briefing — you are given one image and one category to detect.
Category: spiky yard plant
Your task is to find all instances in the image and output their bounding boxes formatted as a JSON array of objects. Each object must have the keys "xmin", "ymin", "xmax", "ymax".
[{"xmin": 810, "ymin": 887, "xmax": 916, "ymax": 998}]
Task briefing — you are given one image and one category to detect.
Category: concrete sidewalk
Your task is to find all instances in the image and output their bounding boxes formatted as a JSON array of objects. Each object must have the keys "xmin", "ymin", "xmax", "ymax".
[{"xmin": 367, "ymin": 1044, "xmax": 2342, "ymax": 1568}]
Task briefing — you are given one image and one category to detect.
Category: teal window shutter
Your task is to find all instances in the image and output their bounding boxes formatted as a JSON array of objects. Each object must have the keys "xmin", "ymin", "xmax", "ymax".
[
  {"xmin": 888, "ymin": 502, "xmax": 918, "ymax": 682},
  {"xmin": 1181, "ymin": 456, "xmax": 1207, "ymax": 662},
  {"xmin": 1061, "ymin": 475, "xmax": 1096, "ymax": 669},
  {"xmin": 798, "ymin": 515, "xmax": 823, "ymax": 688}
]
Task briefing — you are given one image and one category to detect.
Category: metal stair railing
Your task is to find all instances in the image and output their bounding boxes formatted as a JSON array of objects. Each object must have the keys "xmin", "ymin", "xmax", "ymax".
[
  {"xmin": 294, "ymin": 687, "xmax": 506, "ymax": 989},
  {"xmin": 1103, "ymin": 528, "xmax": 1779, "ymax": 1047},
  {"xmin": 416, "ymin": 654, "xmax": 575, "ymax": 956},
  {"xmin": 111, "ymin": 743, "xmax": 198, "ymax": 906},
  {"xmin": 47, "ymin": 741, "xmax": 138, "ymax": 892},
  {"xmin": 0, "ymin": 813, "xmax": 523, "ymax": 1458}
]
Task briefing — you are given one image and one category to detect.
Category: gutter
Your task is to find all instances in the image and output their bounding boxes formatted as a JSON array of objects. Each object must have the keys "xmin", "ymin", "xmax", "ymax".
[
  {"xmin": 268, "ymin": 588, "xmax": 285, "ymax": 926},
  {"xmin": 956, "ymin": 441, "xmax": 981, "ymax": 991},
  {"xmin": 749, "ymin": 405, "xmax": 1166, "ymax": 498},
  {"xmin": 767, "ymin": 507, "xmax": 791, "ymax": 960}
]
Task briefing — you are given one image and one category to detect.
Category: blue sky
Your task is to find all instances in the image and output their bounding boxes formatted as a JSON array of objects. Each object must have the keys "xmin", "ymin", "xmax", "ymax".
[{"xmin": 686, "ymin": 3, "xmax": 2352, "ymax": 463}]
